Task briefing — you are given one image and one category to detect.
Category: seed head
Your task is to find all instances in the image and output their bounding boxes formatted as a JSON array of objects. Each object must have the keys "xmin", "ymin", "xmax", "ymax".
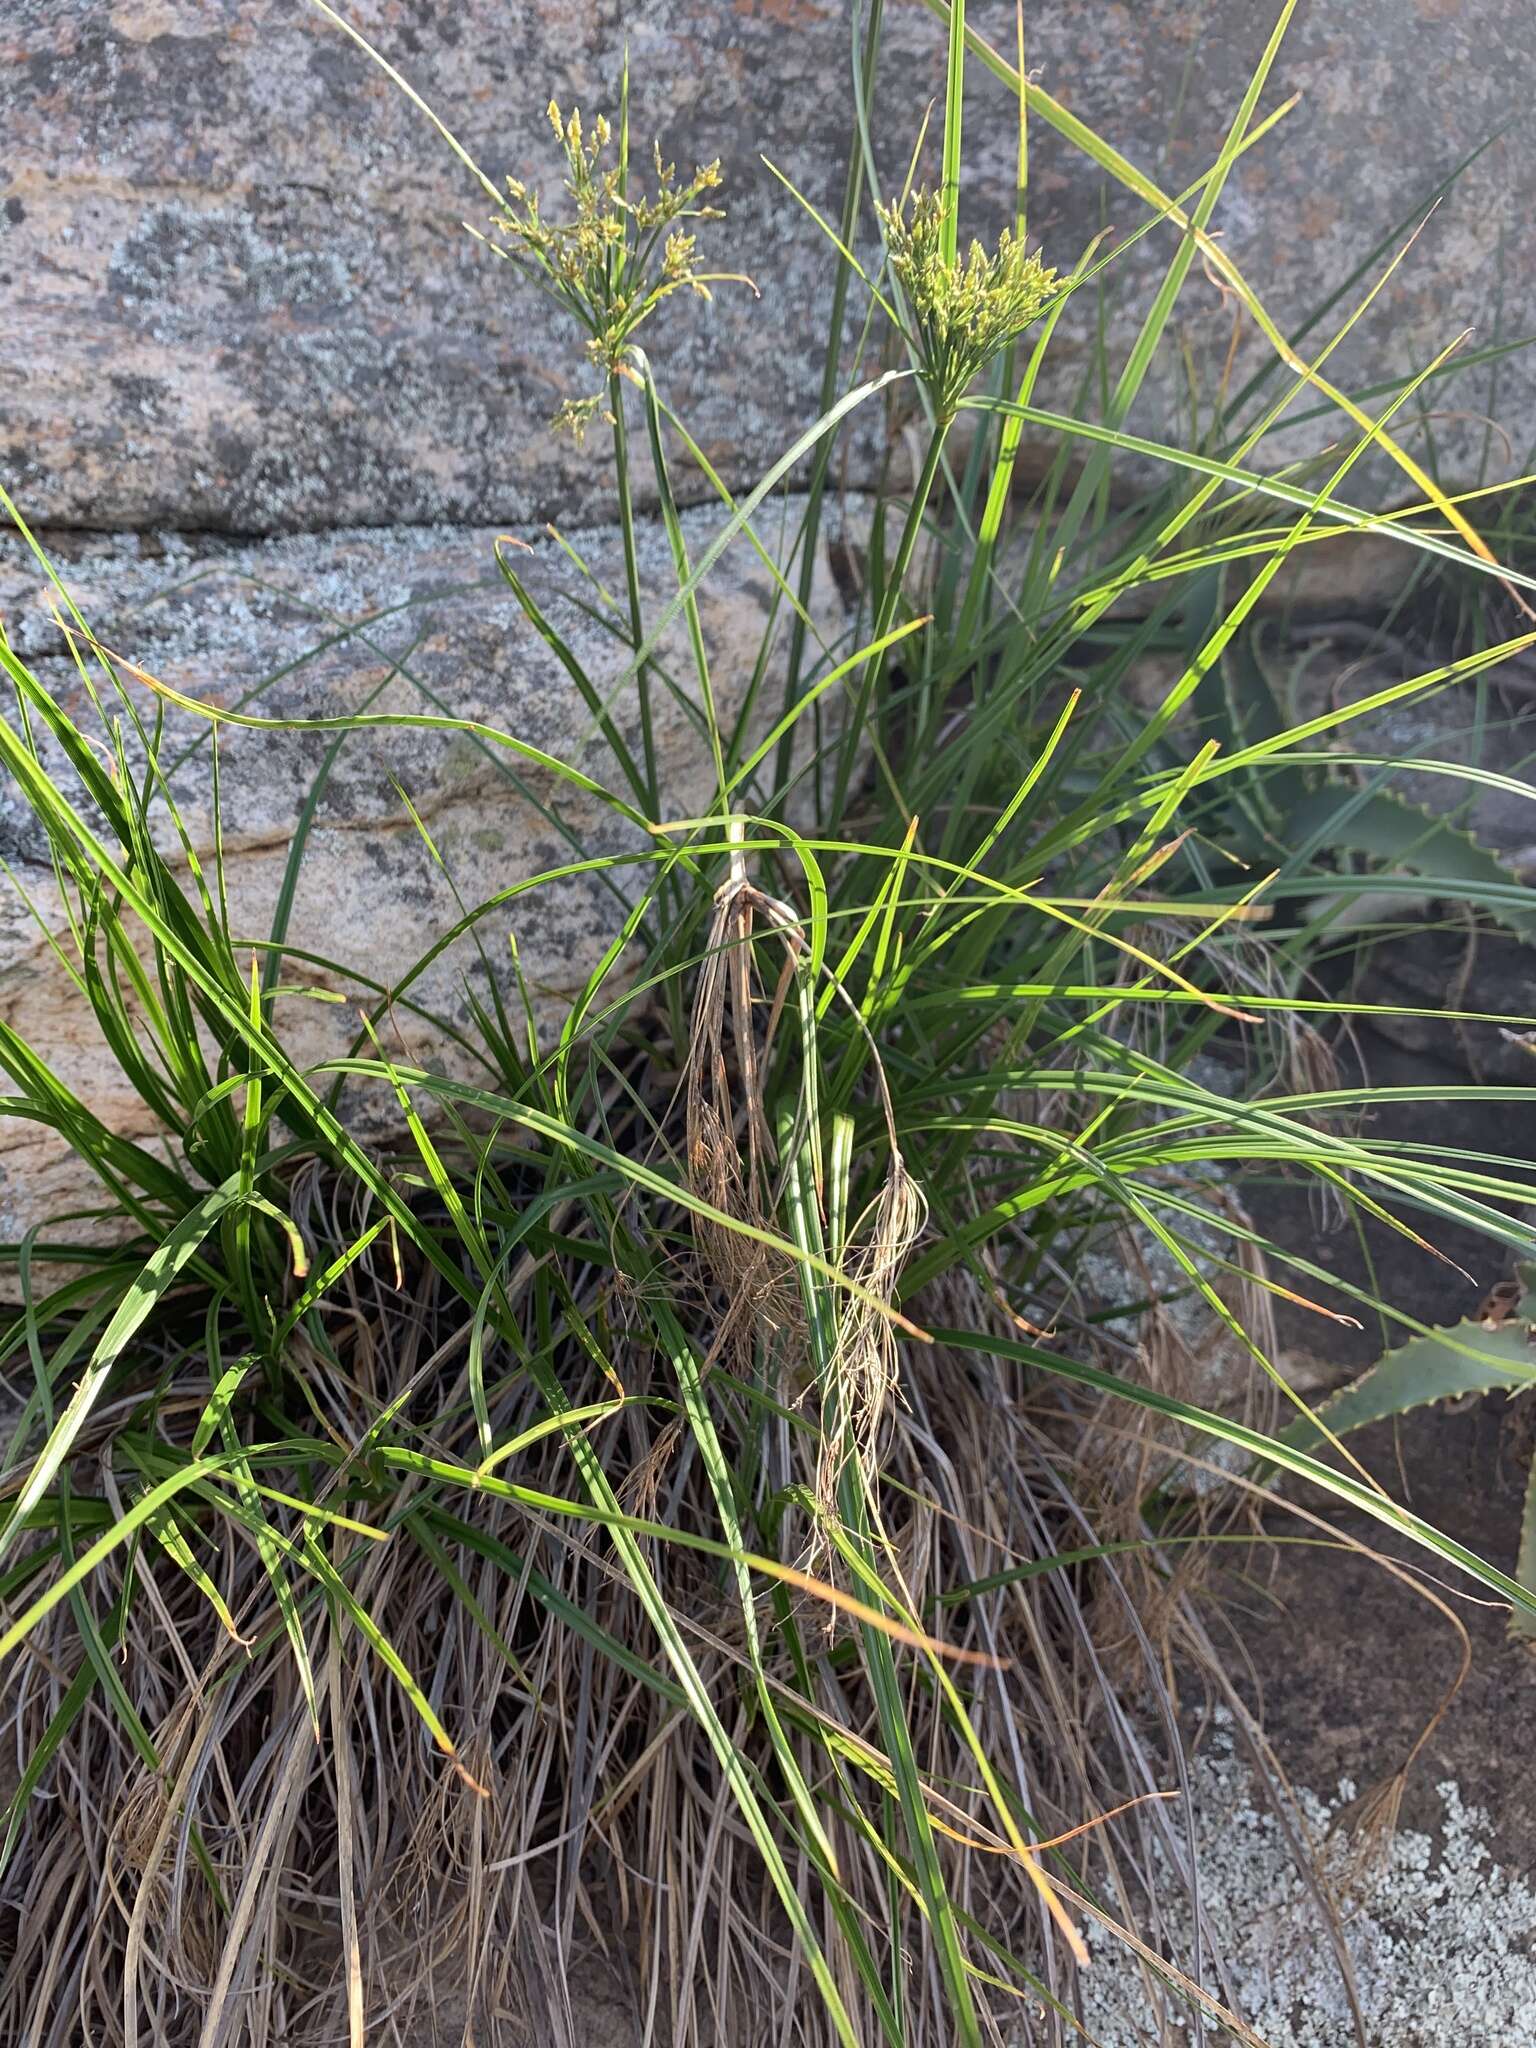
[
  {"xmin": 877, "ymin": 188, "xmax": 1058, "ymax": 421},
  {"xmin": 487, "ymin": 98, "xmax": 750, "ymax": 434}
]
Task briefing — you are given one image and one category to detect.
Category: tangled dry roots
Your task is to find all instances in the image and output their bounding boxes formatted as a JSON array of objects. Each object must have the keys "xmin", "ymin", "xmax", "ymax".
[{"xmin": 683, "ymin": 864, "xmax": 803, "ymax": 1370}]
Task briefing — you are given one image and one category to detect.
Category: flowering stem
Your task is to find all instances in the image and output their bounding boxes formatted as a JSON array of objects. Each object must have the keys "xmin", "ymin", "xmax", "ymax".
[
  {"xmin": 608, "ymin": 368, "xmax": 660, "ymax": 822},
  {"xmin": 606, "ymin": 365, "xmax": 691, "ymax": 1047},
  {"xmin": 940, "ymin": 0, "xmax": 965, "ymax": 263},
  {"xmin": 830, "ymin": 416, "xmax": 950, "ymax": 819}
]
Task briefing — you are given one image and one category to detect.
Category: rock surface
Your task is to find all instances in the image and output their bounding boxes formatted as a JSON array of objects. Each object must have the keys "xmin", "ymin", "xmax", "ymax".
[
  {"xmin": 1, "ymin": 1, "xmax": 1532, "ymax": 532},
  {"xmin": 2, "ymin": 0, "xmax": 1531, "ymax": 1239},
  {"xmin": 1081, "ymin": 1700, "xmax": 1536, "ymax": 2047},
  {"xmin": 0, "ymin": 508, "xmax": 851, "ymax": 1238},
  {"xmin": 1357, "ymin": 925, "xmax": 1536, "ymax": 1083}
]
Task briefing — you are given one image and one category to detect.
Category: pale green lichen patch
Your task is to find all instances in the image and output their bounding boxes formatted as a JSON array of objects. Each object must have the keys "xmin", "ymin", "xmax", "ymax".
[{"xmin": 1078, "ymin": 1713, "xmax": 1536, "ymax": 2047}]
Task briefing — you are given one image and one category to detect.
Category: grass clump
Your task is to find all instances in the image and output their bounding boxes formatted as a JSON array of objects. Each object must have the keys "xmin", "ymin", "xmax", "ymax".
[{"xmin": 3, "ymin": 3, "xmax": 1536, "ymax": 2045}]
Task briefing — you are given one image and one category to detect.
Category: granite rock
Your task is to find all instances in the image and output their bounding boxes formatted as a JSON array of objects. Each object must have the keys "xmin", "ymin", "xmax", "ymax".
[{"xmin": 2, "ymin": 1, "xmax": 1532, "ymax": 533}]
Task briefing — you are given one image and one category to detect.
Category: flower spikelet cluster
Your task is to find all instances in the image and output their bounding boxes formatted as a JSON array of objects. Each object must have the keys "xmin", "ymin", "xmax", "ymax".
[
  {"xmin": 491, "ymin": 101, "xmax": 746, "ymax": 436},
  {"xmin": 878, "ymin": 188, "xmax": 1058, "ymax": 420}
]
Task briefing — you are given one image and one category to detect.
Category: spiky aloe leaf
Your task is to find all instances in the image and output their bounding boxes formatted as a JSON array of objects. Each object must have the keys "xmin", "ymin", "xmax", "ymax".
[
  {"xmin": 1277, "ymin": 1291, "xmax": 1536, "ymax": 1641},
  {"xmin": 1291, "ymin": 786, "xmax": 1536, "ymax": 946},
  {"xmin": 1278, "ymin": 1317, "xmax": 1536, "ymax": 1459}
]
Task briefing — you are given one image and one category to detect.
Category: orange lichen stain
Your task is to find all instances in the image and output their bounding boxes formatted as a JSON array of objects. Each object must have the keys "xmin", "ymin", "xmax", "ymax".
[
  {"xmin": 1298, "ymin": 195, "xmax": 1342, "ymax": 240},
  {"xmin": 734, "ymin": 0, "xmax": 828, "ymax": 24}
]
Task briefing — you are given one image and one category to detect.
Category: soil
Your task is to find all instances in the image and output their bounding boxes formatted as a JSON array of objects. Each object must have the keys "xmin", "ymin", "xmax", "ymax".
[
  {"xmin": 1235, "ymin": 1391, "xmax": 1536, "ymax": 1866},
  {"xmin": 1236, "ymin": 1011, "xmax": 1536, "ymax": 1862}
]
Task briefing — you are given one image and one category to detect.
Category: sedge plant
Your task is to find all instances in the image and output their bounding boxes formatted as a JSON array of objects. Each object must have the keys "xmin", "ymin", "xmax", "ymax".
[{"xmin": 3, "ymin": 3, "xmax": 1536, "ymax": 2045}]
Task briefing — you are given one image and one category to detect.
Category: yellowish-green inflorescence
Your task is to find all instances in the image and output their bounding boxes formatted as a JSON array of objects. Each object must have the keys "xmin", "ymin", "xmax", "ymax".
[
  {"xmin": 878, "ymin": 188, "xmax": 1058, "ymax": 422},
  {"xmin": 490, "ymin": 101, "xmax": 749, "ymax": 437}
]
